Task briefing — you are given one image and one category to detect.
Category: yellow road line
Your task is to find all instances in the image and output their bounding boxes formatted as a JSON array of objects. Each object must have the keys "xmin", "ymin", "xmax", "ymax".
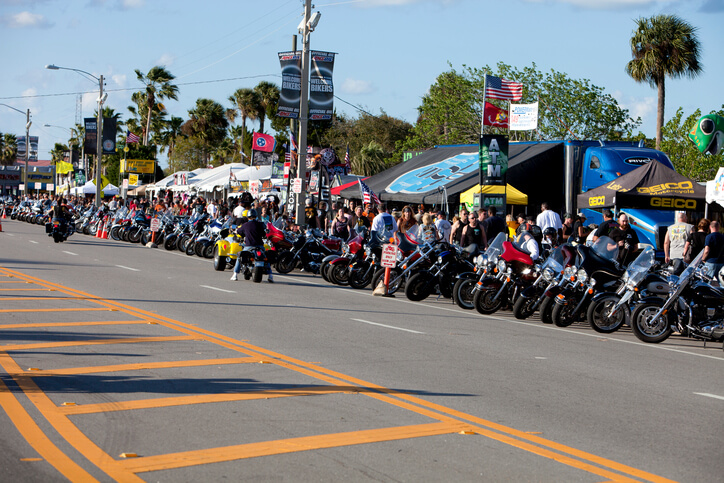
[
  {"xmin": 60, "ymin": 386, "xmax": 352, "ymax": 415},
  {"xmin": 0, "ymin": 296, "xmax": 89, "ymax": 301},
  {"xmin": 0, "ymin": 375, "xmax": 100, "ymax": 482},
  {"xmin": 1, "ymin": 335, "xmax": 198, "ymax": 352},
  {"xmin": 119, "ymin": 422, "xmax": 470, "ymax": 473},
  {"xmin": 0, "ymin": 307, "xmax": 113, "ymax": 313},
  {"xmin": 28, "ymin": 356, "xmax": 259, "ymax": 376},
  {"xmin": 0, "ymin": 288, "xmax": 58, "ymax": 291},
  {"xmin": 0, "ymin": 320, "xmax": 149, "ymax": 329}
]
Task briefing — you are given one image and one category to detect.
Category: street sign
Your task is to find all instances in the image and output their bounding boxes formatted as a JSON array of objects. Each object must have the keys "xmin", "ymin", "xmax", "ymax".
[
  {"xmin": 381, "ymin": 244, "xmax": 397, "ymax": 268},
  {"xmin": 150, "ymin": 218, "xmax": 161, "ymax": 233},
  {"xmin": 292, "ymin": 178, "xmax": 303, "ymax": 194}
]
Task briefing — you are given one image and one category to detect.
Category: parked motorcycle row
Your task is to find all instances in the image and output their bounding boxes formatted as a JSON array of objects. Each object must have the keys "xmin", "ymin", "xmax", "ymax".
[{"xmin": 10, "ymin": 202, "xmax": 724, "ymax": 347}]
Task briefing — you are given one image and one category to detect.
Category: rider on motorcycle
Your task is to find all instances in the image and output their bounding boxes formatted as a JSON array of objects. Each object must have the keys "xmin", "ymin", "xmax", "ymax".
[
  {"xmin": 230, "ymin": 209, "xmax": 273, "ymax": 283},
  {"xmin": 52, "ymin": 198, "xmax": 74, "ymax": 232}
]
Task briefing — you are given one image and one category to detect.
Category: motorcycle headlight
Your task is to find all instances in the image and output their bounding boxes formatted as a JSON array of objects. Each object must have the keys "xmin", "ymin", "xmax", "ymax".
[
  {"xmin": 497, "ymin": 259, "xmax": 507, "ymax": 273},
  {"xmin": 365, "ymin": 246, "xmax": 371, "ymax": 256},
  {"xmin": 542, "ymin": 267, "xmax": 554, "ymax": 281},
  {"xmin": 576, "ymin": 269, "xmax": 588, "ymax": 284},
  {"xmin": 473, "ymin": 255, "xmax": 483, "ymax": 266},
  {"xmin": 437, "ymin": 256, "xmax": 443, "ymax": 264},
  {"xmin": 564, "ymin": 266, "xmax": 576, "ymax": 278},
  {"xmin": 396, "ymin": 250, "xmax": 403, "ymax": 261}
]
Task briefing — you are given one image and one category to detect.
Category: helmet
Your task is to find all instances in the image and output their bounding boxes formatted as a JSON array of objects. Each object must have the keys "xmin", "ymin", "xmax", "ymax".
[
  {"xmin": 543, "ymin": 227, "xmax": 557, "ymax": 238},
  {"xmin": 247, "ymin": 209, "xmax": 258, "ymax": 219}
]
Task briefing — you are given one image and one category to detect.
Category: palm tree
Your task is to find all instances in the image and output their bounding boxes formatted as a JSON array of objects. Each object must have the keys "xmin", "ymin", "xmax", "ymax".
[
  {"xmin": 135, "ymin": 66, "xmax": 179, "ymax": 146},
  {"xmin": 626, "ymin": 14, "xmax": 702, "ymax": 150},
  {"xmin": 157, "ymin": 116, "xmax": 184, "ymax": 160},
  {"xmin": 253, "ymin": 81, "xmax": 279, "ymax": 134},
  {"xmin": 0, "ymin": 133, "xmax": 18, "ymax": 166},
  {"xmin": 186, "ymin": 98, "xmax": 229, "ymax": 167},
  {"xmin": 355, "ymin": 141, "xmax": 387, "ymax": 176},
  {"xmin": 227, "ymin": 88, "xmax": 260, "ymax": 159}
]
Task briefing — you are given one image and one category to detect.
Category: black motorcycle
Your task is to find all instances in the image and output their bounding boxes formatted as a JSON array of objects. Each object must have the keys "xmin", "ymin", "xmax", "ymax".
[
  {"xmin": 404, "ymin": 243, "xmax": 474, "ymax": 301},
  {"xmin": 46, "ymin": 216, "xmax": 73, "ymax": 243},
  {"xmin": 275, "ymin": 229, "xmax": 341, "ymax": 274},
  {"xmin": 630, "ymin": 250, "xmax": 724, "ymax": 345}
]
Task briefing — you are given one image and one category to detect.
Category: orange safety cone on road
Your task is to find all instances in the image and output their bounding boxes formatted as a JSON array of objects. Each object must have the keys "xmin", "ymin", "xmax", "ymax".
[
  {"xmin": 95, "ymin": 217, "xmax": 104, "ymax": 238},
  {"xmin": 101, "ymin": 218, "xmax": 109, "ymax": 239},
  {"xmin": 2, "ymin": 209, "xmax": 6, "ymax": 219},
  {"xmin": 0, "ymin": 219, "xmax": 3, "ymax": 232}
]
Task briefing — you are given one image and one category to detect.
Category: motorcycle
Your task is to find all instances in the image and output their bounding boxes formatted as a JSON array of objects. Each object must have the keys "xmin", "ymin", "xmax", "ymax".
[
  {"xmin": 326, "ymin": 228, "xmax": 369, "ymax": 286},
  {"xmin": 405, "ymin": 242, "xmax": 474, "ymax": 302},
  {"xmin": 550, "ymin": 236, "xmax": 624, "ymax": 328},
  {"xmin": 451, "ymin": 232, "xmax": 507, "ymax": 310},
  {"xmin": 370, "ymin": 229, "xmax": 439, "ymax": 296},
  {"xmin": 630, "ymin": 250, "xmax": 724, "ymax": 345},
  {"xmin": 45, "ymin": 215, "xmax": 74, "ymax": 243},
  {"xmin": 472, "ymin": 232, "xmax": 540, "ymax": 315},
  {"xmin": 585, "ymin": 246, "xmax": 669, "ymax": 333},
  {"xmin": 346, "ymin": 235, "xmax": 385, "ymax": 290},
  {"xmin": 274, "ymin": 228, "xmax": 341, "ymax": 274},
  {"xmin": 512, "ymin": 243, "xmax": 576, "ymax": 320}
]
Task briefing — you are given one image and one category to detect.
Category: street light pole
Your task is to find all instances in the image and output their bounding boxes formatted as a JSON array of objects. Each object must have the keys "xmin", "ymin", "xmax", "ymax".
[
  {"xmin": 46, "ymin": 64, "xmax": 105, "ymax": 207},
  {"xmin": 0, "ymin": 104, "xmax": 31, "ymax": 198},
  {"xmin": 295, "ymin": 0, "xmax": 312, "ymax": 226}
]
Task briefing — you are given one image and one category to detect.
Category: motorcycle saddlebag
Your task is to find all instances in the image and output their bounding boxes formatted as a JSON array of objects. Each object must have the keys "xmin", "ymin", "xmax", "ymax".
[{"xmin": 45, "ymin": 222, "xmax": 53, "ymax": 234}]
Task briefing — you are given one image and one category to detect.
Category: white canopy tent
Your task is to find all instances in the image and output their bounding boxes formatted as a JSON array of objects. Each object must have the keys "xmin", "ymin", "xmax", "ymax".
[
  {"xmin": 192, "ymin": 164, "xmax": 269, "ymax": 194},
  {"xmin": 706, "ymin": 167, "xmax": 724, "ymax": 210},
  {"xmin": 72, "ymin": 180, "xmax": 119, "ymax": 197},
  {"xmin": 147, "ymin": 168, "xmax": 210, "ymax": 195}
]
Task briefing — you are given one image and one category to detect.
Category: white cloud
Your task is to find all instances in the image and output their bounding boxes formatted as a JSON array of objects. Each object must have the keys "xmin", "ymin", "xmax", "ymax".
[
  {"xmin": 156, "ymin": 54, "xmax": 176, "ymax": 67},
  {"xmin": 1, "ymin": 11, "xmax": 53, "ymax": 28},
  {"xmin": 120, "ymin": 0, "xmax": 144, "ymax": 9},
  {"xmin": 340, "ymin": 78, "xmax": 375, "ymax": 95},
  {"xmin": 112, "ymin": 74, "xmax": 127, "ymax": 88}
]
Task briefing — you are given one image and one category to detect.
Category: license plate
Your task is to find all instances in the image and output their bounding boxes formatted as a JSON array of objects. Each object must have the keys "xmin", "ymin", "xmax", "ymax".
[{"xmin": 254, "ymin": 261, "xmax": 266, "ymax": 267}]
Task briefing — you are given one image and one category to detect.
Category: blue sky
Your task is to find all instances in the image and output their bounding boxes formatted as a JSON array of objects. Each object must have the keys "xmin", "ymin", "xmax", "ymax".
[{"xmin": 1, "ymin": 0, "xmax": 722, "ymax": 169}]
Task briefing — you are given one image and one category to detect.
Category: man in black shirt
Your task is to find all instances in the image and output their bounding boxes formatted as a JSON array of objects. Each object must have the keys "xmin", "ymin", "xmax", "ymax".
[
  {"xmin": 484, "ymin": 206, "xmax": 507, "ymax": 241},
  {"xmin": 592, "ymin": 209, "xmax": 618, "ymax": 242},
  {"xmin": 231, "ymin": 209, "xmax": 273, "ymax": 282},
  {"xmin": 609, "ymin": 213, "xmax": 639, "ymax": 265}
]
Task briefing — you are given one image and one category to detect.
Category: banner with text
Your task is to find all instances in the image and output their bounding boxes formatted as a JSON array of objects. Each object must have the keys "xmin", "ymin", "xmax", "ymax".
[
  {"xmin": 479, "ymin": 135, "xmax": 508, "ymax": 186},
  {"xmin": 309, "ymin": 51, "xmax": 335, "ymax": 120},
  {"xmin": 510, "ymin": 102, "xmax": 538, "ymax": 131},
  {"xmin": 277, "ymin": 51, "xmax": 302, "ymax": 119},
  {"xmin": 122, "ymin": 159, "xmax": 155, "ymax": 174}
]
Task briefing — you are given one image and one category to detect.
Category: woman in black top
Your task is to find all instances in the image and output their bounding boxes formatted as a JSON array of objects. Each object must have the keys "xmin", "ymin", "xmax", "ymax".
[{"xmin": 683, "ymin": 218, "xmax": 710, "ymax": 263}]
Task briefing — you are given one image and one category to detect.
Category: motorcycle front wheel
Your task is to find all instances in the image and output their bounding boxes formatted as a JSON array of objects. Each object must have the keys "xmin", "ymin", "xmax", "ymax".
[
  {"xmin": 348, "ymin": 265, "xmax": 372, "ymax": 289},
  {"xmin": 405, "ymin": 272, "xmax": 433, "ymax": 301},
  {"xmin": 275, "ymin": 252, "xmax": 296, "ymax": 274},
  {"xmin": 473, "ymin": 288, "xmax": 503, "ymax": 315},
  {"xmin": 551, "ymin": 296, "xmax": 579, "ymax": 327},
  {"xmin": 371, "ymin": 268, "xmax": 403, "ymax": 295},
  {"xmin": 512, "ymin": 293, "xmax": 537, "ymax": 320},
  {"xmin": 587, "ymin": 295, "xmax": 626, "ymax": 334},
  {"xmin": 630, "ymin": 299, "xmax": 672, "ymax": 343},
  {"xmin": 452, "ymin": 279, "xmax": 476, "ymax": 310}
]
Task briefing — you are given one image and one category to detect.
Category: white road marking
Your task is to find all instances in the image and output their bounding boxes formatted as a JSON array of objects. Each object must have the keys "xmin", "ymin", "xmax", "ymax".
[
  {"xmin": 694, "ymin": 392, "xmax": 724, "ymax": 401},
  {"xmin": 5, "ymin": 233, "xmax": 14, "ymax": 236},
  {"xmin": 29, "ymin": 240, "xmax": 38, "ymax": 244},
  {"xmin": 115, "ymin": 265, "xmax": 140, "ymax": 272},
  {"xmin": 62, "ymin": 251, "xmax": 78, "ymax": 256},
  {"xmin": 350, "ymin": 318, "xmax": 426, "ymax": 334},
  {"xmin": 200, "ymin": 285, "xmax": 236, "ymax": 293}
]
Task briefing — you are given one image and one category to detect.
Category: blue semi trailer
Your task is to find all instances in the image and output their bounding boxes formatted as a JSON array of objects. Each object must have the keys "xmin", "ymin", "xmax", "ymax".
[{"xmin": 563, "ymin": 140, "xmax": 676, "ymax": 249}]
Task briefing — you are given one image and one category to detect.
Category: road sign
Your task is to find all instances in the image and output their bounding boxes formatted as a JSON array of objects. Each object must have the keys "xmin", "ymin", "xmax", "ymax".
[
  {"xmin": 292, "ymin": 178, "xmax": 303, "ymax": 194},
  {"xmin": 381, "ymin": 244, "xmax": 397, "ymax": 268},
  {"xmin": 150, "ymin": 218, "xmax": 161, "ymax": 233}
]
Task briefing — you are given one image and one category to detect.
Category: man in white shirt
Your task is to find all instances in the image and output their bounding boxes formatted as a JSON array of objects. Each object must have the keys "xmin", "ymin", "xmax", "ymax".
[
  {"xmin": 535, "ymin": 202, "xmax": 562, "ymax": 233},
  {"xmin": 435, "ymin": 211, "xmax": 452, "ymax": 243},
  {"xmin": 206, "ymin": 200, "xmax": 218, "ymax": 219},
  {"xmin": 371, "ymin": 203, "xmax": 397, "ymax": 242}
]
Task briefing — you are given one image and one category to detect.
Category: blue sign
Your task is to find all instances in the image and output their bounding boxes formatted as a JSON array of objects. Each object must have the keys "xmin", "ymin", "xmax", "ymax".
[{"xmin": 386, "ymin": 152, "xmax": 478, "ymax": 194}]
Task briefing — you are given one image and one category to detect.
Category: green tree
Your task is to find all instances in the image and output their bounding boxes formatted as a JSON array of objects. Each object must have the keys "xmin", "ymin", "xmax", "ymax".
[
  {"xmin": 227, "ymin": 88, "xmax": 260, "ymax": 161},
  {"xmin": 0, "ymin": 133, "xmax": 18, "ymax": 166},
  {"xmin": 183, "ymin": 98, "xmax": 229, "ymax": 167},
  {"xmin": 253, "ymin": 81, "xmax": 280, "ymax": 134},
  {"xmin": 156, "ymin": 116, "xmax": 184, "ymax": 160},
  {"xmin": 134, "ymin": 66, "xmax": 179, "ymax": 145},
  {"xmin": 659, "ymin": 106, "xmax": 723, "ymax": 181},
  {"xmin": 625, "ymin": 15, "xmax": 702, "ymax": 150},
  {"xmin": 169, "ymin": 136, "xmax": 208, "ymax": 172},
  {"xmin": 49, "ymin": 143, "xmax": 68, "ymax": 165}
]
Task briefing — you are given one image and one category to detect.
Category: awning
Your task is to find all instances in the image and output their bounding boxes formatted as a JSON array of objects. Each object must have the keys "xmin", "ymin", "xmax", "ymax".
[
  {"xmin": 459, "ymin": 184, "xmax": 528, "ymax": 206},
  {"xmin": 331, "ymin": 176, "xmax": 368, "ymax": 196}
]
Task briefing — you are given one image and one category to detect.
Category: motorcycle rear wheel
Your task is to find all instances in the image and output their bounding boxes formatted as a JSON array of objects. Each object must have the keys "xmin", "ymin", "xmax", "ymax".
[
  {"xmin": 452, "ymin": 279, "xmax": 476, "ymax": 310},
  {"xmin": 213, "ymin": 245, "xmax": 226, "ymax": 271},
  {"xmin": 253, "ymin": 266, "xmax": 264, "ymax": 283},
  {"xmin": 128, "ymin": 227, "xmax": 143, "ymax": 243},
  {"xmin": 405, "ymin": 272, "xmax": 432, "ymax": 301},
  {"xmin": 473, "ymin": 288, "xmax": 503, "ymax": 315},
  {"xmin": 513, "ymin": 294, "xmax": 537, "ymax": 320},
  {"xmin": 110, "ymin": 226, "xmax": 122, "ymax": 241},
  {"xmin": 551, "ymin": 297, "xmax": 579, "ymax": 327},
  {"xmin": 275, "ymin": 252, "xmax": 296, "ymax": 274},
  {"xmin": 203, "ymin": 242, "xmax": 215, "ymax": 259},
  {"xmin": 195, "ymin": 241, "xmax": 206, "ymax": 257},
  {"xmin": 371, "ymin": 268, "xmax": 403, "ymax": 295},
  {"xmin": 587, "ymin": 295, "xmax": 626, "ymax": 333},
  {"xmin": 320, "ymin": 261, "xmax": 332, "ymax": 283},
  {"xmin": 630, "ymin": 299, "xmax": 672, "ymax": 343}
]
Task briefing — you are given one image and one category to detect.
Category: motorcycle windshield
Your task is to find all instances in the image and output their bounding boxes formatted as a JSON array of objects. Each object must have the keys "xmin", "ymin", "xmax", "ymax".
[
  {"xmin": 624, "ymin": 246, "xmax": 655, "ymax": 286},
  {"xmin": 677, "ymin": 249, "xmax": 705, "ymax": 287},
  {"xmin": 542, "ymin": 245, "xmax": 566, "ymax": 273},
  {"xmin": 590, "ymin": 236, "xmax": 619, "ymax": 262},
  {"xmin": 485, "ymin": 232, "xmax": 507, "ymax": 260}
]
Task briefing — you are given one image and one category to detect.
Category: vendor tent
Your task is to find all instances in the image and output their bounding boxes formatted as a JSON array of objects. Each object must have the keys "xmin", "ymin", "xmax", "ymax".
[
  {"xmin": 459, "ymin": 184, "xmax": 529, "ymax": 206},
  {"xmin": 338, "ymin": 142, "xmax": 564, "ymax": 208},
  {"xmin": 193, "ymin": 164, "xmax": 268, "ymax": 193},
  {"xmin": 706, "ymin": 167, "xmax": 724, "ymax": 209},
  {"xmin": 576, "ymin": 160, "xmax": 707, "ymax": 211},
  {"xmin": 73, "ymin": 180, "xmax": 119, "ymax": 196}
]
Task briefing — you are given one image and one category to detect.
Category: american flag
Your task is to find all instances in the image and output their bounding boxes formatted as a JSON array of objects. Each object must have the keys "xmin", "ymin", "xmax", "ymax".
[
  {"xmin": 126, "ymin": 131, "xmax": 141, "ymax": 144},
  {"xmin": 358, "ymin": 179, "xmax": 380, "ymax": 205},
  {"xmin": 344, "ymin": 144, "xmax": 350, "ymax": 171},
  {"xmin": 485, "ymin": 75, "xmax": 523, "ymax": 101}
]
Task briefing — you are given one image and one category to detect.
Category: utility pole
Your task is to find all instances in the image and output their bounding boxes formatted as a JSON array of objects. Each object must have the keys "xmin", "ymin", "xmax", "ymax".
[
  {"xmin": 95, "ymin": 75, "xmax": 104, "ymax": 207},
  {"xmin": 294, "ymin": 0, "xmax": 312, "ymax": 226}
]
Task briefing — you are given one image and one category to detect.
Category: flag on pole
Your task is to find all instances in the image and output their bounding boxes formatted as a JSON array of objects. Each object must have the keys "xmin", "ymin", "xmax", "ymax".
[
  {"xmin": 483, "ymin": 102, "xmax": 509, "ymax": 129},
  {"xmin": 485, "ymin": 75, "xmax": 523, "ymax": 101},
  {"xmin": 344, "ymin": 144, "xmax": 351, "ymax": 171},
  {"xmin": 126, "ymin": 131, "xmax": 140, "ymax": 144},
  {"xmin": 358, "ymin": 179, "xmax": 381, "ymax": 205},
  {"xmin": 252, "ymin": 132, "xmax": 276, "ymax": 153}
]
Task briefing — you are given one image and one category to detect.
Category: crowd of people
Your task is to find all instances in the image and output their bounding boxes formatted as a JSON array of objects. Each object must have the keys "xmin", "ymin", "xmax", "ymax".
[{"xmin": 4, "ymin": 191, "xmax": 723, "ymax": 280}]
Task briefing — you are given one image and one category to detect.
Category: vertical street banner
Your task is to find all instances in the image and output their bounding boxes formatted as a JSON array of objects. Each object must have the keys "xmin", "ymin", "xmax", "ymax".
[
  {"xmin": 84, "ymin": 118, "xmax": 97, "ymax": 155},
  {"xmin": 102, "ymin": 118, "xmax": 117, "ymax": 154},
  {"xmin": 15, "ymin": 136, "xmax": 39, "ymax": 162},
  {"xmin": 277, "ymin": 51, "xmax": 302, "ymax": 119},
  {"xmin": 479, "ymin": 135, "xmax": 508, "ymax": 186},
  {"xmin": 309, "ymin": 51, "xmax": 335, "ymax": 120}
]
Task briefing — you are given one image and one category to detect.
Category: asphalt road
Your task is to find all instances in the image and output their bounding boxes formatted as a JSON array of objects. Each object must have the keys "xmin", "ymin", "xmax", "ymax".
[{"xmin": 0, "ymin": 217, "xmax": 722, "ymax": 482}]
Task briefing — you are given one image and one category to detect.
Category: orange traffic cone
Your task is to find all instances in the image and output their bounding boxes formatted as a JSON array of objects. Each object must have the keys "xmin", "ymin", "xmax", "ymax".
[
  {"xmin": 0, "ymin": 219, "xmax": 3, "ymax": 232},
  {"xmin": 101, "ymin": 219, "xmax": 109, "ymax": 239},
  {"xmin": 95, "ymin": 218, "xmax": 104, "ymax": 238},
  {"xmin": 2, "ymin": 209, "xmax": 6, "ymax": 219}
]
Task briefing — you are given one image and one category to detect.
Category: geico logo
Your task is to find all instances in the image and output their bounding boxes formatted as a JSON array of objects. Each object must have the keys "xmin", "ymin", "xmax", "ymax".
[
  {"xmin": 650, "ymin": 197, "xmax": 696, "ymax": 209},
  {"xmin": 589, "ymin": 196, "xmax": 605, "ymax": 206},
  {"xmin": 638, "ymin": 181, "xmax": 693, "ymax": 194}
]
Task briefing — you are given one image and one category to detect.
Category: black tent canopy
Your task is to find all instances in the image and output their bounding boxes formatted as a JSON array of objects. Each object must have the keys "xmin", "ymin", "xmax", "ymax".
[
  {"xmin": 577, "ymin": 161, "xmax": 707, "ymax": 212},
  {"xmin": 339, "ymin": 142, "xmax": 564, "ymax": 209}
]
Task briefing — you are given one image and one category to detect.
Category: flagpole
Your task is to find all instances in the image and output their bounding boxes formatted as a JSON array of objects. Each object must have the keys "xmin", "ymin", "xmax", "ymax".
[{"xmin": 480, "ymin": 76, "xmax": 489, "ymax": 202}]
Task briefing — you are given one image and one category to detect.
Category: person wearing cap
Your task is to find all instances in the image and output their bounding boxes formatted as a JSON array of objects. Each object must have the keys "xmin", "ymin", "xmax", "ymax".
[
  {"xmin": 592, "ymin": 209, "xmax": 618, "ymax": 243},
  {"xmin": 571, "ymin": 212, "xmax": 591, "ymax": 244},
  {"xmin": 230, "ymin": 208, "xmax": 273, "ymax": 283}
]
